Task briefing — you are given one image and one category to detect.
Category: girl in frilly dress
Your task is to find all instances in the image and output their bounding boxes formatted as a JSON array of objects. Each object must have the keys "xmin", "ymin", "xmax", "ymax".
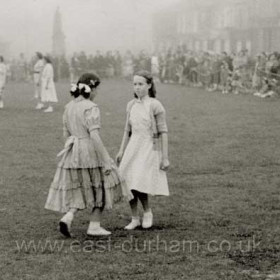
[{"xmin": 45, "ymin": 73, "xmax": 132, "ymax": 237}]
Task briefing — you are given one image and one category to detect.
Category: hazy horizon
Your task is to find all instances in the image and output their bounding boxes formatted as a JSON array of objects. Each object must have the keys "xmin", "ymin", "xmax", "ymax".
[{"xmin": 0, "ymin": 0, "xmax": 180, "ymax": 58}]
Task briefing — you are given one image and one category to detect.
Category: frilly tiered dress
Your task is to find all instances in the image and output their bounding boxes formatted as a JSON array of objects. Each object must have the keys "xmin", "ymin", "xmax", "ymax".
[{"xmin": 45, "ymin": 97, "xmax": 132, "ymax": 213}]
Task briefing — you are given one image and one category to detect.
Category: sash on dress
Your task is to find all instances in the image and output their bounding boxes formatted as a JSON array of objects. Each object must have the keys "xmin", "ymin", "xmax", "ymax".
[{"xmin": 57, "ymin": 136, "xmax": 89, "ymax": 166}]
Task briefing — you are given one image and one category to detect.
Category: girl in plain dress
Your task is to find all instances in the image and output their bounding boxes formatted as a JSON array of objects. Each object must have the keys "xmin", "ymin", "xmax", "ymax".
[
  {"xmin": 40, "ymin": 55, "xmax": 58, "ymax": 112},
  {"xmin": 220, "ymin": 61, "xmax": 231, "ymax": 94},
  {"xmin": 116, "ymin": 70, "xmax": 169, "ymax": 230},
  {"xmin": 45, "ymin": 73, "xmax": 132, "ymax": 237}
]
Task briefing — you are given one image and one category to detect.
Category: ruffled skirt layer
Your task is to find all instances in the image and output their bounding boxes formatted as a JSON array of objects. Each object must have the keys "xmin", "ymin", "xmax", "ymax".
[{"xmin": 45, "ymin": 165, "xmax": 133, "ymax": 213}]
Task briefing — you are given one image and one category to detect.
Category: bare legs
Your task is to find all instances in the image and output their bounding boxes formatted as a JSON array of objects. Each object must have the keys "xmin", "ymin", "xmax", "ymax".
[
  {"xmin": 59, "ymin": 207, "xmax": 110, "ymax": 237},
  {"xmin": 87, "ymin": 207, "xmax": 111, "ymax": 236},
  {"xmin": 89, "ymin": 207, "xmax": 102, "ymax": 222},
  {"xmin": 125, "ymin": 190, "xmax": 153, "ymax": 230},
  {"xmin": 59, "ymin": 208, "xmax": 78, "ymax": 237}
]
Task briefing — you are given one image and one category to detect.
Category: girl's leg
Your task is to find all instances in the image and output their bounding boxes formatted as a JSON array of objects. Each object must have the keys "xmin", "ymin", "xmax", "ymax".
[
  {"xmin": 129, "ymin": 190, "xmax": 139, "ymax": 216},
  {"xmin": 124, "ymin": 190, "xmax": 141, "ymax": 230},
  {"xmin": 137, "ymin": 191, "xmax": 150, "ymax": 212},
  {"xmin": 90, "ymin": 207, "xmax": 101, "ymax": 222},
  {"xmin": 59, "ymin": 208, "xmax": 78, "ymax": 238},
  {"xmin": 87, "ymin": 207, "xmax": 111, "ymax": 236},
  {"xmin": 138, "ymin": 192, "xmax": 153, "ymax": 229},
  {"xmin": 34, "ymin": 83, "xmax": 39, "ymax": 99},
  {"xmin": 69, "ymin": 208, "xmax": 78, "ymax": 215},
  {"xmin": 44, "ymin": 102, "xmax": 54, "ymax": 112},
  {"xmin": 35, "ymin": 92, "xmax": 44, "ymax": 109}
]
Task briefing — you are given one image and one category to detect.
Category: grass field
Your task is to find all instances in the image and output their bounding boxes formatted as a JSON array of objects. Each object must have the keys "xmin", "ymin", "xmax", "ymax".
[{"xmin": 0, "ymin": 79, "xmax": 280, "ymax": 280}]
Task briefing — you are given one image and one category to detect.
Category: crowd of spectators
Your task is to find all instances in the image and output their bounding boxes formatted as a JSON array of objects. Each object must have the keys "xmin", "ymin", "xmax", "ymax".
[{"xmin": 6, "ymin": 46, "xmax": 280, "ymax": 98}]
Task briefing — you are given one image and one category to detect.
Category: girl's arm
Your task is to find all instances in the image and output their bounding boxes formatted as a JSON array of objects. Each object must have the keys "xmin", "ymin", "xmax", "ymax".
[
  {"xmin": 153, "ymin": 100, "xmax": 169, "ymax": 171},
  {"xmin": 116, "ymin": 130, "xmax": 130, "ymax": 165},
  {"xmin": 85, "ymin": 106, "xmax": 111, "ymax": 175},
  {"xmin": 90, "ymin": 130, "xmax": 112, "ymax": 175},
  {"xmin": 116, "ymin": 103, "xmax": 132, "ymax": 165},
  {"xmin": 159, "ymin": 132, "xmax": 169, "ymax": 171},
  {"xmin": 62, "ymin": 109, "xmax": 71, "ymax": 140}
]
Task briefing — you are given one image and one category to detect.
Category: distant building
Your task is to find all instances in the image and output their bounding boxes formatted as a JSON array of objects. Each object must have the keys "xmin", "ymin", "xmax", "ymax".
[
  {"xmin": 153, "ymin": 0, "xmax": 280, "ymax": 55},
  {"xmin": 52, "ymin": 7, "xmax": 66, "ymax": 56}
]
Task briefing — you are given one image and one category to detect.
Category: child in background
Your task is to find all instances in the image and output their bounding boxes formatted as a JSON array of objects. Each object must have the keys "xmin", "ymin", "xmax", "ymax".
[
  {"xmin": 220, "ymin": 62, "xmax": 231, "ymax": 94},
  {"xmin": 45, "ymin": 73, "xmax": 132, "ymax": 237},
  {"xmin": 116, "ymin": 70, "xmax": 169, "ymax": 230},
  {"xmin": 0, "ymin": 56, "xmax": 7, "ymax": 109},
  {"xmin": 33, "ymin": 52, "xmax": 44, "ymax": 101},
  {"xmin": 39, "ymin": 55, "xmax": 58, "ymax": 112},
  {"xmin": 254, "ymin": 77, "xmax": 277, "ymax": 98},
  {"xmin": 231, "ymin": 68, "xmax": 243, "ymax": 94}
]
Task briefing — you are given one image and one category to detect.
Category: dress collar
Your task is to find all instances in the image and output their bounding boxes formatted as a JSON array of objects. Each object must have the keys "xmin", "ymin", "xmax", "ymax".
[
  {"xmin": 136, "ymin": 94, "xmax": 149, "ymax": 103},
  {"xmin": 74, "ymin": 96, "xmax": 85, "ymax": 102}
]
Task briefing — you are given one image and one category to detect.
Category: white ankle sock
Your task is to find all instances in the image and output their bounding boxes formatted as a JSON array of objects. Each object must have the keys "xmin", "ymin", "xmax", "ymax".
[
  {"xmin": 89, "ymin": 222, "xmax": 100, "ymax": 229},
  {"xmin": 64, "ymin": 212, "xmax": 74, "ymax": 220},
  {"xmin": 144, "ymin": 209, "xmax": 152, "ymax": 215}
]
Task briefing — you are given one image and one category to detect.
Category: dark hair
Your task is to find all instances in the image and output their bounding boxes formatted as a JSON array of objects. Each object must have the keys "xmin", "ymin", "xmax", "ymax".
[
  {"xmin": 0, "ymin": 56, "xmax": 4, "ymax": 63},
  {"xmin": 36, "ymin": 52, "xmax": 43, "ymax": 59},
  {"xmin": 44, "ymin": 55, "xmax": 52, "ymax": 64},
  {"xmin": 133, "ymin": 70, "xmax": 156, "ymax": 98},
  {"xmin": 70, "ymin": 72, "xmax": 101, "ymax": 99}
]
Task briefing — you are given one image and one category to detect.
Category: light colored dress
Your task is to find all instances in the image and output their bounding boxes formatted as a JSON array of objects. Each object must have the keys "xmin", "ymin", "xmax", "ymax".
[
  {"xmin": 41, "ymin": 63, "xmax": 58, "ymax": 103},
  {"xmin": 45, "ymin": 97, "xmax": 132, "ymax": 213},
  {"xmin": 119, "ymin": 95, "xmax": 169, "ymax": 196}
]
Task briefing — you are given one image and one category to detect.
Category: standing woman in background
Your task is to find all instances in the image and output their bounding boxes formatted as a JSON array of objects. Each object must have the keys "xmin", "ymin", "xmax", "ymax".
[
  {"xmin": 34, "ymin": 52, "xmax": 45, "ymax": 106},
  {"xmin": 0, "ymin": 56, "xmax": 7, "ymax": 109},
  {"xmin": 40, "ymin": 55, "xmax": 58, "ymax": 112}
]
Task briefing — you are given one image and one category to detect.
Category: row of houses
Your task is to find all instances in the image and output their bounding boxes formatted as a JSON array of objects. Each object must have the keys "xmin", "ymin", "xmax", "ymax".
[{"xmin": 152, "ymin": 0, "xmax": 280, "ymax": 55}]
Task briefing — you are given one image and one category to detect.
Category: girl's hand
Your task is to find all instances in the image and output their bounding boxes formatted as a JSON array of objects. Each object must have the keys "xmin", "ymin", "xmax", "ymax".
[
  {"xmin": 104, "ymin": 162, "xmax": 112, "ymax": 176},
  {"xmin": 116, "ymin": 151, "xmax": 123, "ymax": 166},
  {"xmin": 160, "ymin": 158, "xmax": 170, "ymax": 171}
]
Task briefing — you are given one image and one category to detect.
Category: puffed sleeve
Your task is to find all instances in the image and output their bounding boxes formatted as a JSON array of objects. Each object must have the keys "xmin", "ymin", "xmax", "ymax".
[
  {"xmin": 85, "ymin": 106, "xmax": 101, "ymax": 132},
  {"xmin": 153, "ymin": 100, "xmax": 168, "ymax": 133},
  {"xmin": 62, "ymin": 108, "xmax": 71, "ymax": 138}
]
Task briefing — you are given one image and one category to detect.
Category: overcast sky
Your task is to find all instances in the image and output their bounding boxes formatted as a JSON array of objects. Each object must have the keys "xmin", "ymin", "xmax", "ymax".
[{"xmin": 0, "ymin": 0, "xmax": 179, "ymax": 58}]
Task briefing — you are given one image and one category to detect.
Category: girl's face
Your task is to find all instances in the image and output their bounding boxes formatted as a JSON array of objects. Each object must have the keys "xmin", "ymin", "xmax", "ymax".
[{"xmin": 133, "ymin": 75, "xmax": 151, "ymax": 99}]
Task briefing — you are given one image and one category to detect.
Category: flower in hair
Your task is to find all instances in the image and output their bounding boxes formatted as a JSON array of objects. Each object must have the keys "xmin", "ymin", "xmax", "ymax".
[
  {"xmin": 70, "ymin": 83, "xmax": 78, "ymax": 92},
  {"xmin": 78, "ymin": 83, "xmax": 91, "ymax": 93}
]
